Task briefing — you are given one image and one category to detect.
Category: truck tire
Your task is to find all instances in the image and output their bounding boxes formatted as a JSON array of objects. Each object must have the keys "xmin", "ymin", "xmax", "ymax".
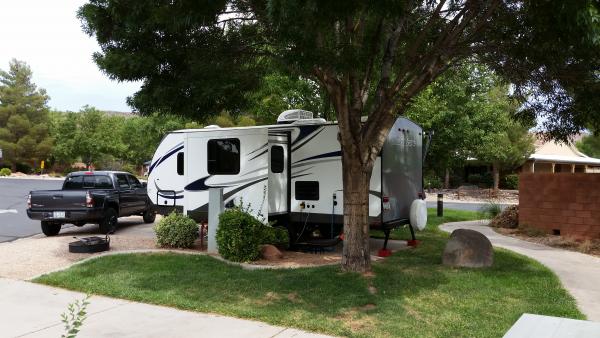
[
  {"xmin": 142, "ymin": 210, "xmax": 156, "ymax": 223},
  {"xmin": 41, "ymin": 221, "xmax": 61, "ymax": 236},
  {"xmin": 99, "ymin": 208, "xmax": 118, "ymax": 234}
]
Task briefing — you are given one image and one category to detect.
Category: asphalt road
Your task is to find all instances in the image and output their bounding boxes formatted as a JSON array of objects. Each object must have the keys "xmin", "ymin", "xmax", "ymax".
[
  {"xmin": 426, "ymin": 201, "xmax": 512, "ymax": 212},
  {"xmin": 0, "ymin": 178, "xmax": 63, "ymax": 242}
]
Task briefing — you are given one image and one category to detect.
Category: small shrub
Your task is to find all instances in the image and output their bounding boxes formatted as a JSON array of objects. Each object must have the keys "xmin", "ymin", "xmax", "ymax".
[
  {"xmin": 502, "ymin": 174, "xmax": 519, "ymax": 190},
  {"xmin": 61, "ymin": 295, "xmax": 90, "ymax": 338},
  {"xmin": 489, "ymin": 205, "xmax": 518, "ymax": 228},
  {"xmin": 449, "ymin": 174, "xmax": 463, "ymax": 188},
  {"xmin": 0, "ymin": 168, "xmax": 11, "ymax": 176},
  {"xmin": 467, "ymin": 174, "xmax": 482, "ymax": 185},
  {"xmin": 424, "ymin": 174, "xmax": 443, "ymax": 189},
  {"xmin": 217, "ymin": 207, "xmax": 266, "ymax": 262},
  {"xmin": 479, "ymin": 202, "xmax": 502, "ymax": 219},
  {"xmin": 262, "ymin": 226, "xmax": 290, "ymax": 249},
  {"xmin": 154, "ymin": 212, "xmax": 198, "ymax": 248},
  {"xmin": 480, "ymin": 172, "xmax": 493, "ymax": 188}
]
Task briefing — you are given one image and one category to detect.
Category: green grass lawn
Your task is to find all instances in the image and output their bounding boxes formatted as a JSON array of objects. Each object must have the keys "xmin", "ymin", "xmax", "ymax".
[{"xmin": 35, "ymin": 209, "xmax": 583, "ymax": 337}]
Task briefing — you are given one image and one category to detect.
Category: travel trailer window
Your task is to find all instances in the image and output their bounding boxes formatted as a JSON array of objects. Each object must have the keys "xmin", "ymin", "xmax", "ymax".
[
  {"xmin": 207, "ymin": 138, "xmax": 240, "ymax": 175},
  {"xmin": 271, "ymin": 145, "xmax": 284, "ymax": 173},
  {"xmin": 295, "ymin": 181, "xmax": 319, "ymax": 200},
  {"xmin": 177, "ymin": 152, "xmax": 184, "ymax": 175}
]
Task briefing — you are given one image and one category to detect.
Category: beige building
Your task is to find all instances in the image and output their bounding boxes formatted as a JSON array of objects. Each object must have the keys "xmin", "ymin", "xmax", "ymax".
[{"xmin": 521, "ymin": 136, "xmax": 600, "ymax": 174}]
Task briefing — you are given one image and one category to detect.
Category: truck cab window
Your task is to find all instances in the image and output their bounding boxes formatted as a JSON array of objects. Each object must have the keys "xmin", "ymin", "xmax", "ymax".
[
  {"xmin": 63, "ymin": 176, "xmax": 83, "ymax": 189},
  {"xmin": 95, "ymin": 176, "xmax": 113, "ymax": 188},
  {"xmin": 115, "ymin": 174, "xmax": 130, "ymax": 190},
  {"xmin": 127, "ymin": 175, "xmax": 142, "ymax": 188},
  {"xmin": 271, "ymin": 145, "xmax": 284, "ymax": 173},
  {"xmin": 207, "ymin": 138, "xmax": 240, "ymax": 175}
]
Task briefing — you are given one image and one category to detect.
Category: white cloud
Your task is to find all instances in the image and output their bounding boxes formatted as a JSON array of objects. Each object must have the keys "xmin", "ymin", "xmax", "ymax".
[{"xmin": 0, "ymin": 0, "xmax": 141, "ymax": 112}]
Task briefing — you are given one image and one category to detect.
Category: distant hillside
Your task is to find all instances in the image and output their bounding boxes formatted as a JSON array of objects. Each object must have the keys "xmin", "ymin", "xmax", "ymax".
[{"xmin": 101, "ymin": 110, "xmax": 135, "ymax": 117}]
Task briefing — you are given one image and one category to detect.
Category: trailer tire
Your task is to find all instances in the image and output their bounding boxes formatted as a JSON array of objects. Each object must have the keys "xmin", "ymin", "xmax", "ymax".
[
  {"xmin": 99, "ymin": 208, "xmax": 118, "ymax": 234},
  {"xmin": 41, "ymin": 221, "xmax": 61, "ymax": 236},
  {"xmin": 143, "ymin": 210, "xmax": 156, "ymax": 223}
]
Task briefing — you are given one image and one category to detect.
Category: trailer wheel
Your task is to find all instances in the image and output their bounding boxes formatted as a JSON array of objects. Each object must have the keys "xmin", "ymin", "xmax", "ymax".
[
  {"xmin": 41, "ymin": 221, "xmax": 61, "ymax": 236},
  {"xmin": 99, "ymin": 208, "xmax": 118, "ymax": 234},
  {"xmin": 142, "ymin": 209, "xmax": 156, "ymax": 223}
]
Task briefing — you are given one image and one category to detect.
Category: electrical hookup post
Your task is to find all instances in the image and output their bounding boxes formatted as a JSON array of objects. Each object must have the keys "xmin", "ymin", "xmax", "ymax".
[{"xmin": 207, "ymin": 188, "xmax": 224, "ymax": 254}]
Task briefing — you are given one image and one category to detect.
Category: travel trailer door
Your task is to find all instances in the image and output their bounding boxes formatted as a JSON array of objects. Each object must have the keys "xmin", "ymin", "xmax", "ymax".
[
  {"xmin": 381, "ymin": 118, "xmax": 423, "ymax": 224},
  {"xmin": 268, "ymin": 133, "xmax": 289, "ymax": 216}
]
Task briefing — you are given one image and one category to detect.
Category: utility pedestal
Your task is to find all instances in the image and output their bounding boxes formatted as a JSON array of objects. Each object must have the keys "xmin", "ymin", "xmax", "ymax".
[{"xmin": 207, "ymin": 188, "xmax": 224, "ymax": 254}]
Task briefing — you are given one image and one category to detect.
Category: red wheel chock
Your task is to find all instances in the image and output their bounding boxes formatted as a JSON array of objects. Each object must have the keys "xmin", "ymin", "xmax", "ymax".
[
  {"xmin": 377, "ymin": 248, "xmax": 392, "ymax": 257},
  {"xmin": 407, "ymin": 240, "xmax": 420, "ymax": 247}
]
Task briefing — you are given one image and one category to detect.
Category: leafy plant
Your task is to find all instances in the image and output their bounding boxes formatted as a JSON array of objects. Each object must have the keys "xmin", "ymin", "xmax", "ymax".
[
  {"xmin": 261, "ymin": 226, "xmax": 290, "ymax": 249},
  {"xmin": 479, "ymin": 202, "xmax": 502, "ymax": 219},
  {"xmin": 467, "ymin": 174, "xmax": 482, "ymax": 185},
  {"xmin": 0, "ymin": 168, "xmax": 11, "ymax": 176},
  {"xmin": 61, "ymin": 295, "xmax": 90, "ymax": 338},
  {"xmin": 217, "ymin": 207, "xmax": 267, "ymax": 262},
  {"xmin": 424, "ymin": 174, "xmax": 442, "ymax": 190},
  {"xmin": 154, "ymin": 212, "xmax": 198, "ymax": 248},
  {"xmin": 502, "ymin": 174, "xmax": 519, "ymax": 190}
]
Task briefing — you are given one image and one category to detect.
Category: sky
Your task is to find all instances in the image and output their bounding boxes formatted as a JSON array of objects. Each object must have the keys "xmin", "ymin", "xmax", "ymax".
[{"xmin": 0, "ymin": 0, "xmax": 141, "ymax": 112}]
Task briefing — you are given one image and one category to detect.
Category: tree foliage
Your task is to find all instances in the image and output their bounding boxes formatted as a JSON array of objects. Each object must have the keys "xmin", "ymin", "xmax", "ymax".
[
  {"xmin": 78, "ymin": 0, "xmax": 600, "ymax": 272},
  {"xmin": 577, "ymin": 133, "xmax": 600, "ymax": 158},
  {"xmin": 0, "ymin": 59, "xmax": 53, "ymax": 171},
  {"xmin": 409, "ymin": 62, "xmax": 534, "ymax": 189}
]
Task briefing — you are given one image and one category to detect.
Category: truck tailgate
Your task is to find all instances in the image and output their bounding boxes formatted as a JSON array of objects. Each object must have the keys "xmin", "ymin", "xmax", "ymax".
[{"xmin": 30, "ymin": 190, "xmax": 88, "ymax": 211}]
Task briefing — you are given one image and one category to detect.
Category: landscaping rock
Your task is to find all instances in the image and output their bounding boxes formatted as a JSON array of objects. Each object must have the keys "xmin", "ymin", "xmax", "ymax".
[
  {"xmin": 442, "ymin": 229, "xmax": 493, "ymax": 268},
  {"xmin": 260, "ymin": 244, "xmax": 283, "ymax": 260}
]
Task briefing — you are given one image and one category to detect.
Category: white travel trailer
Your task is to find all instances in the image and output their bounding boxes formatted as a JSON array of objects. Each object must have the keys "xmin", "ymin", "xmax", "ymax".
[{"xmin": 147, "ymin": 110, "xmax": 427, "ymax": 245}]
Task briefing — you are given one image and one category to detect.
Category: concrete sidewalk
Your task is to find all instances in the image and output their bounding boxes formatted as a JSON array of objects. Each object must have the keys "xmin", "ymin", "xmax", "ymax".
[
  {"xmin": 440, "ymin": 221, "xmax": 600, "ymax": 321},
  {"xmin": 0, "ymin": 278, "xmax": 332, "ymax": 338}
]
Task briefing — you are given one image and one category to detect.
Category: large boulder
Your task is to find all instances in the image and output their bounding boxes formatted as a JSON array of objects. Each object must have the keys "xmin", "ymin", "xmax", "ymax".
[
  {"xmin": 442, "ymin": 229, "xmax": 493, "ymax": 268},
  {"xmin": 260, "ymin": 244, "xmax": 283, "ymax": 261}
]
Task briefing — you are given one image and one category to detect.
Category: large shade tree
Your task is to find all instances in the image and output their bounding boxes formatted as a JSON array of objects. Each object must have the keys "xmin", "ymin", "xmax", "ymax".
[{"xmin": 79, "ymin": 0, "xmax": 600, "ymax": 272}]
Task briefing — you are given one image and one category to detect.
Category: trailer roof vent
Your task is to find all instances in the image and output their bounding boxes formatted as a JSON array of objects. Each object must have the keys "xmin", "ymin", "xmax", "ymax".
[{"xmin": 277, "ymin": 109, "xmax": 314, "ymax": 124}]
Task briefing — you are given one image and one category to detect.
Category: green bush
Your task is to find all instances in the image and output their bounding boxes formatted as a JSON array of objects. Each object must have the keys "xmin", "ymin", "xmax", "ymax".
[
  {"xmin": 449, "ymin": 174, "xmax": 463, "ymax": 188},
  {"xmin": 217, "ymin": 207, "xmax": 266, "ymax": 262},
  {"xmin": 154, "ymin": 212, "xmax": 198, "ymax": 248},
  {"xmin": 262, "ymin": 226, "xmax": 290, "ymax": 249},
  {"xmin": 424, "ymin": 174, "xmax": 443, "ymax": 189},
  {"xmin": 479, "ymin": 202, "xmax": 502, "ymax": 219},
  {"xmin": 0, "ymin": 168, "xmax": 11, "ymax": 176},
  {"xmin": 502, "ymin": 174, "xmax": 519, "ymax": 190},
  {"xmin": 467, "ymin": 173, "xmax": 482, "ymax": 185},
  {"xmin": 480, "ymin": 172, "xmax": 494, "ymax": 188}
]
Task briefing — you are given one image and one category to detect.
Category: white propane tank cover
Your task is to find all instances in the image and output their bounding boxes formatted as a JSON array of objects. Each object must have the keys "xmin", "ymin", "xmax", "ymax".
[{"xmin": 410, "ymin": 199, "xmax": 428, "ymax": 231}]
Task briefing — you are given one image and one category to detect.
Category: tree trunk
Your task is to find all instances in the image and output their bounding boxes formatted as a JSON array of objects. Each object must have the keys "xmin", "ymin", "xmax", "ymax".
[
  {"xmin": 341, "ymin": 150, "xmax": 372, "ymax": 273},
  {"xmin": 11, "ymin": 162, "xmax": 17, "ymax": 172},
  {"xmin": 444, "ymin": 168, "xmax": 450, "ymax": 189},
  {"xmin": 492, "ymin": 162, "xmax": 500, "ymax": 191}
]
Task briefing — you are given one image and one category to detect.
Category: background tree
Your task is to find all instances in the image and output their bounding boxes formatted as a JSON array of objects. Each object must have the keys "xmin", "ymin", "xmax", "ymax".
[
  {"xmin": 0, "ymin": 59, "xmax": 53, "ymax": 172},
  {"xmin": 577, "ymin": 133, "xmax": 600, "ymax": 158},
  {"xmin": 246, "ymin": 72, "xmax": 331, "ymax": 123},
  {"xmin": 79, "ymin": 0, "xmax": 600, "ymax": 272}
]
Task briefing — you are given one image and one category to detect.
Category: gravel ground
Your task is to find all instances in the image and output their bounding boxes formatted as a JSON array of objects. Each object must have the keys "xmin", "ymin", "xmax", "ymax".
[
  {"xmin": 0, "ymin": 216, "xmax": 408, "ymax": 280},
  {"xmin": 0, "ymin": 216, "xmax": 158, "ymax": 280}
]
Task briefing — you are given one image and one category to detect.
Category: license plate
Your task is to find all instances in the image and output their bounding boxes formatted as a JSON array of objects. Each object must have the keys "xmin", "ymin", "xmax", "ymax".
[{"xmin": 53, "ymin": 211, "xmax": 66, "ymax": 219}]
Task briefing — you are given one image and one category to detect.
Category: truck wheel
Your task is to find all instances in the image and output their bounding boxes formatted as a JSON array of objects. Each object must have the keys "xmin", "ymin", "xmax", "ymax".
[
  {"xmin": 99, "ymin": 208, "xmax": 118, "ymax": 234},
  {"xmin": 142, "ymin": 210, "xmax": 156, "ymax": 223},
  {"xmin": 73, "ymin": 222, "xmax": 86, "ymax": 227},
  {"xmin": 41, "ymin": 221, "xmax": 61, "ymax": 236}
]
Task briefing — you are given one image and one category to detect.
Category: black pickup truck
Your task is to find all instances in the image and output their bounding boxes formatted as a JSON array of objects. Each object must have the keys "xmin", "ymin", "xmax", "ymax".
[{"xmin": 27, "ymin": 171, "xmax": 155, "ymax": 236}]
